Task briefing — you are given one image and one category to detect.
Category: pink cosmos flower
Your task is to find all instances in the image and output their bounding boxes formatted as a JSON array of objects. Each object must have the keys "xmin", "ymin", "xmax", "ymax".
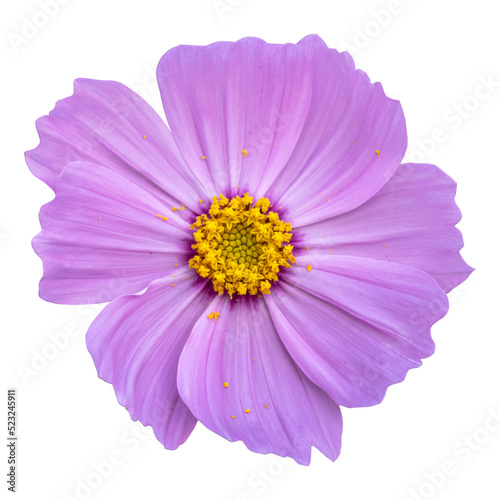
[{"xmin": 26, "ymin": 35, "xmax": 472, "ymax": 465}]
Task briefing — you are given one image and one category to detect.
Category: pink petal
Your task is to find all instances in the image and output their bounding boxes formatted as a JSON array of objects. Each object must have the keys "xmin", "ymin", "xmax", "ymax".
[
  {"xmin": 177, "ymin": 295, "xmax": 342, "ymax": 465},
  {"xmin": 25, "ymin": 78, "xmax": 208, "ymax": 208},
  {"xmin": 266, "ymin": 254, "xmax": 448, "ymax": 408},
  {"xmin": 156, "ymin": 37, "xmax": 313, "ymax": 198},
  {"xmin": 86, "ymin": 272, "xmax": 212, "ymax": 449},
  {"xmin": 268, "ymin": 34, "xmax": 407, "ymax": 225},
  {"xmin": 295, "ymin": 163, "xmax": 473, "ymax": 292},
  {"xmin": 34, "ymin": 160, "xmax": 194, "ymax": 304}
]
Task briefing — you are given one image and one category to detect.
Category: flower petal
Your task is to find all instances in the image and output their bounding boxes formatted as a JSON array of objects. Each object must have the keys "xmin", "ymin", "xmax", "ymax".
[
  {"xmin": 177, "ymin": 295, "xmax": 342, "ymax": 465},
  {"xmin": 34, "ymin": 160, "xmax": 194, "ymax": 304},
  {"xmin": 86, "ymin": 272, "xmax": 212, "ymax": 449},
  {"xmin": 156, "ymin": 37, "xmax": 313, "ymax": 198},
  {"xmin": 295, "ymin": 163, "xmax": 473, "ymax": 293},
  {"xmin": 268, "ymin": 34, "xmax": 407, "ymax": 225},
  {"xmin": 25, "ymin": 78, "xmax": 208, "ymax": 207},
  {"xmin": 266, "ymin": 255, "xmax": 448, "ymax": 408}
]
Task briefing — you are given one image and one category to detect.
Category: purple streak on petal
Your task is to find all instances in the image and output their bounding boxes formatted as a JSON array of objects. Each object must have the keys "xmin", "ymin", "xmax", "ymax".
[
  {"xmin": 295, "ymin": 163, "xmax": 473, "ymax": 293},
  {"xmin": 266, "ymin": 254, "xmax": 448, "ymax": 408},
  {"xmin": 25, "ymin": 78, "xmax": 208, "ymax": 209},
  {"xmin": 157, "ymin": 37, "xmax": 313, "ymax": 198},
  {"xmin": 34, "ymin": 160, "xmax": 196, "ymax": 304},
  {"xmin": 86, "ymin": 272, "xmax": 212, "ymax": 450},
  {"xmin": 177, "ymin": 294, "xmax": 342, "ymax": 465},
  {"xmin": 267, "ymin": 34, "xmax": 407, "ymax": 225}
]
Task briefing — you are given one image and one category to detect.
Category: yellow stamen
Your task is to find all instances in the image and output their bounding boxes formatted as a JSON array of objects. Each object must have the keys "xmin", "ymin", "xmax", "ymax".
[
  {"xmin": 307, "ymin": 264, "xmax": 312, "ymax": 272},
  {"xmin": 242, "ymin": 148, "xmax": 248, "ymax": 157},
  {"xmin": 244, "ymin": 409, "xmax": 251, "ymax": 414},
  {"xmin": 142, "ymin": 135, "xmax": 146, "ymax": 139},
  {"xmin": 264, "ymin": 403, "xmax": 269, "ymax": 408},
  {"xmin": 222, "ymin": 382, "xmax": 229, "ymax": 388},
  {"xmin": 375, "ymin": 150, "xmax": 380, "ymax": 156},
  {"xmin": 189, "ymin": 193, "xmax": 295, "ymax": 299},
  {"xmin": 156, "ymin": 214, "xmax": 168, "ymax": 221},
  {"xmin": 201, "ymin": 155, "xmax": 207, "ymax": 160},
  {"xmin": 231, "ymin": 415, "xmax": 235, "ymax": 419}
]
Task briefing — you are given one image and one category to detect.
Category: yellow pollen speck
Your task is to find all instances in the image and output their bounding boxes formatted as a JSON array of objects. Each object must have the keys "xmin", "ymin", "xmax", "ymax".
[
  {"xmin": 199, "ymin": 199, "xmax": 203, "ymax": 203},
  {"xmin": 201, "ymin": 156, "xmax": 206, "ymax": 160},
  {"xmin": 181, "ymin": 206, "xmax": 185, "ymax": 211},
  {"xmin": 264, "ymin": 403, "xmax": 269, "ymax": 408},
  {"xmin": 223, "ymin": 382, "xmax": 229, "ymax": 388},
  {"xmin": 244, "ymin": 409, "xmax": 251, "ymax": 414},
  {"xmin": 173, "ymin": 275, "xmax": 176, "ymax": 278},
  {"xmin": 383, "ymin": 243, "xmax": 386, "ymax": 248},
  {"xmin": 142, "ymin": 135, "xmax": 146, "ymax": 139},
  {"xmin": 375, "ymin": 150, "xmax": 380, "ymax": 156},
  {"xmin": 171, "ymin": 284, "xmax": 175, "ymax": 287},
  {"xmin": 188, "ymin": 193, "xmax": 295, "ymax": 299},
  {"xmin": 307, "ymin": 264, "xmax": 312, "ymax": 272},
  {"xmin": 98, "ymin": 217, "xmax": 101, "ymax": 221},
  {"xmin": 171, "ymin": 207, "xmax": 177, "ymax": 212},
  {"xmin": 242, "ymin": 148, "xmax": 248, "ymax": 157},
  {"xmin": 185, "ymin": 277, "xmax": 189, "ymax": 280},
  {"xmin": 329, "ymin": 249, "xmax": 333, "ymax": 253},
  {"xmin": 306, "ymin": 246, "xmax": 309, "ymax": 252},
  {"xmin": 327, "ymin": 198, "xmax": 330, "ymax": 202},
  {"xmin": 208, "ymin": 311, "xmax": 221, "ymax": 322},
  {"xmin": 156, "ymin": 214, "xmax": 168, "ymax": 221}
]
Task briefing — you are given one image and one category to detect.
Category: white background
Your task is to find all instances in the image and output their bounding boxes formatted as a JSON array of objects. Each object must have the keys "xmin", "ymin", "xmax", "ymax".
[{"xmin": 2, "ymin": 0, "xmax": 499, "ymax": 499}]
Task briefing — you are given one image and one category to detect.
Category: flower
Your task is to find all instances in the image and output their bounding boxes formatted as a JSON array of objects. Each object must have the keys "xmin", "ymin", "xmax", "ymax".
[{"xmin": 26, "ymin": 35, "xmax": 472, "ymax": 465}]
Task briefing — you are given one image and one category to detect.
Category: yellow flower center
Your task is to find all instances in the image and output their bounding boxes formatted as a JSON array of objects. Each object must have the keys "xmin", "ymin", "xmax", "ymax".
[{"xmin": 189, "ymin": 193, "xmax": 295, "ymax": 298}]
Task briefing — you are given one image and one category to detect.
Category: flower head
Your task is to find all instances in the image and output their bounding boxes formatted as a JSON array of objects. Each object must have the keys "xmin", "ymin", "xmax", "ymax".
[{"xmin": 26, "ymin": 35, "xmax": 472, "ymax": 465}]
